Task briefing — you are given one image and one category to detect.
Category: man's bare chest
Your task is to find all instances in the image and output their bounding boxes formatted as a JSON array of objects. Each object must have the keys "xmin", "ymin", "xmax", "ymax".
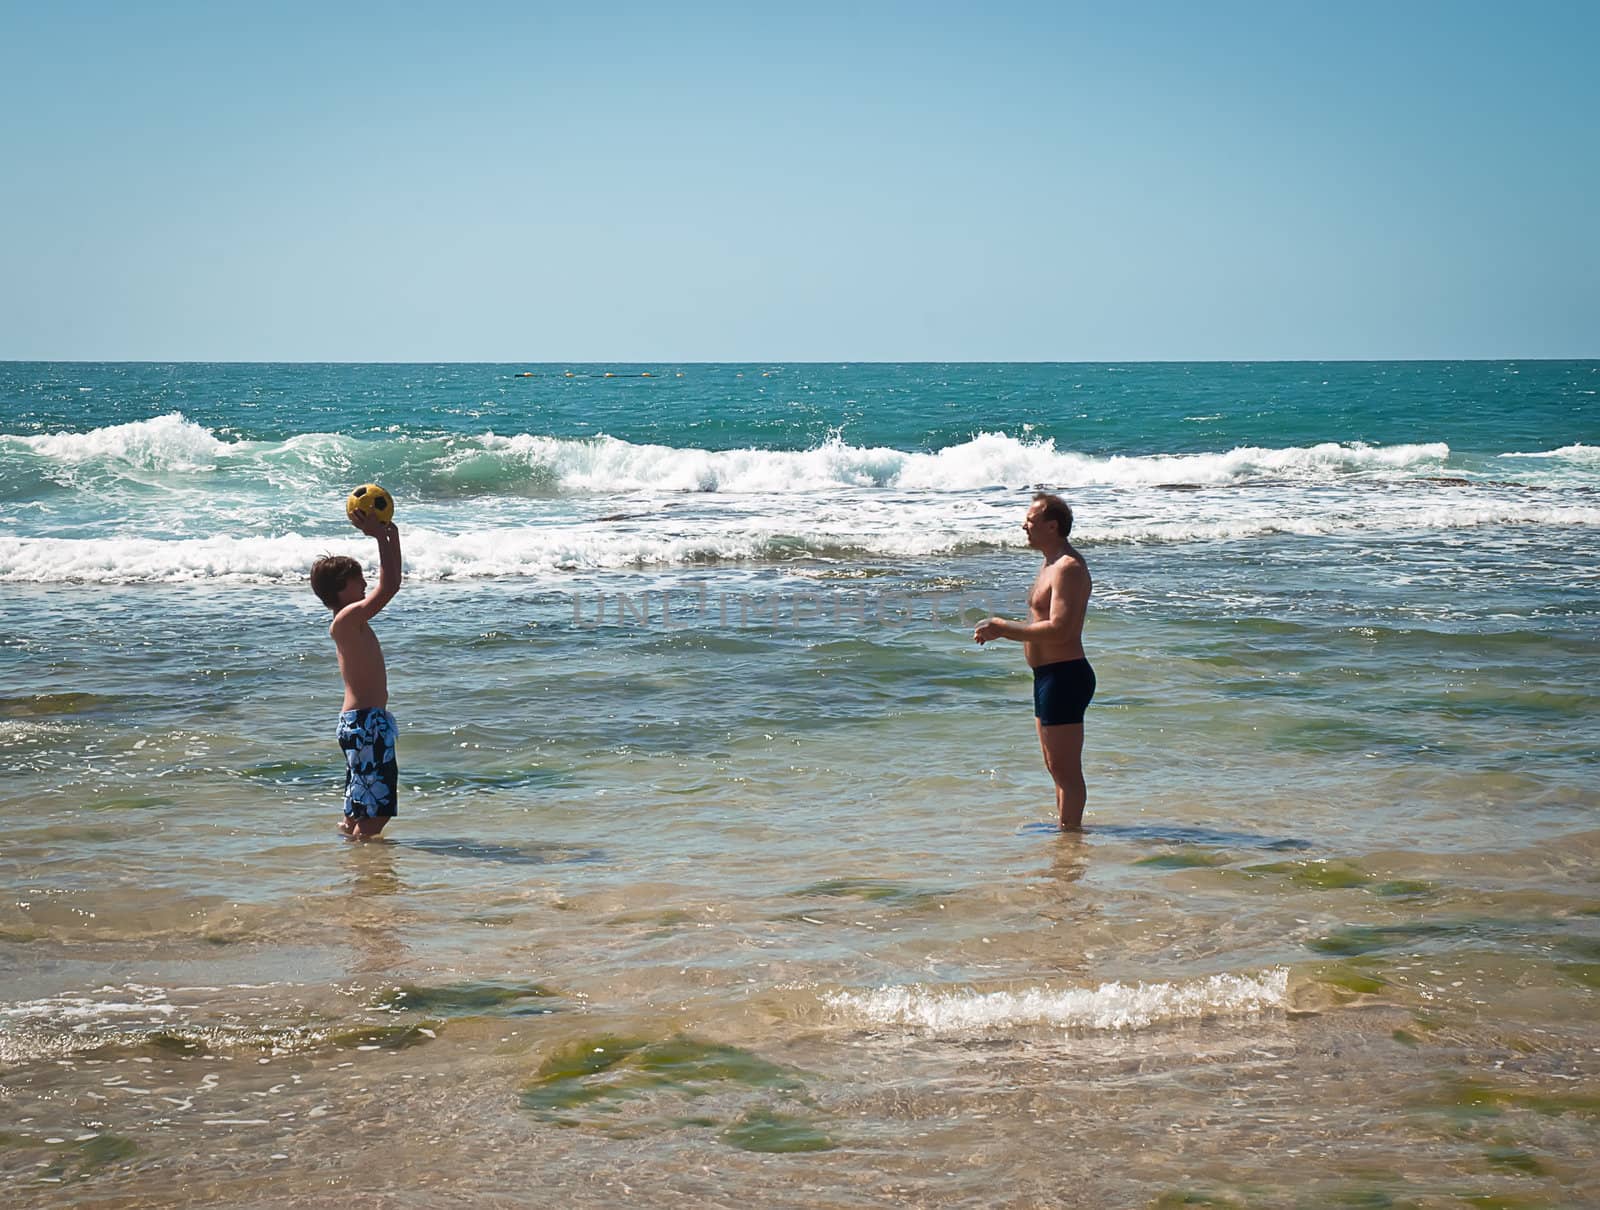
[{"xmin": 1028, "ymin": 576, "xmax": 1053, "ymax": 617}]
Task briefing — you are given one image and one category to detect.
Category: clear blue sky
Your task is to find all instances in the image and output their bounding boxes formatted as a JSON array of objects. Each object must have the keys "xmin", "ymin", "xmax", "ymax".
[{"xmin": 1, "ymin": 1, "xmax": 1595, "ymax": 361}]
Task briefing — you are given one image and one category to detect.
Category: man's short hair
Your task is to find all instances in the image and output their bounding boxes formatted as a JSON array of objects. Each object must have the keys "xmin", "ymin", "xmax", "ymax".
[
  {"xmin": 1032, "ymin": 492, "xmax": 1073, "ymax": 538},
  {"xmin": 310, "ymin": 555, "xmax": 362, "ymax": 610}
]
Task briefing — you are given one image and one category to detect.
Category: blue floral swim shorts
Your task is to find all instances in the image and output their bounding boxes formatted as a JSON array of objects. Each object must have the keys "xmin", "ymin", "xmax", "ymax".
[{"xmin": 337, "ymin": 707, "xmax": 398, "ymax": 819}]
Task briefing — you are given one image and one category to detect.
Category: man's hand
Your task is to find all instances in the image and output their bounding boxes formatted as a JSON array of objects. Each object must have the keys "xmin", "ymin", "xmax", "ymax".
[{"xmin": 973, "ymin": 617, "xmax": 1008, "ymax": 645}]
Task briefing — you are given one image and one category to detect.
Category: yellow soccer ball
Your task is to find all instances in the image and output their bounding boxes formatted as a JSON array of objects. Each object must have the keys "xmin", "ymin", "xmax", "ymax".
[{"xmin": 346, "ymin": 483, "xmax": 395, "ymax": 525}]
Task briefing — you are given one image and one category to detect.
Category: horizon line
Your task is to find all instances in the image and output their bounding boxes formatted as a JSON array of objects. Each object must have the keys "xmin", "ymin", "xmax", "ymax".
[{"xmin": 3, "ymin": 357, "xmax": 1597, "ymax": 367}]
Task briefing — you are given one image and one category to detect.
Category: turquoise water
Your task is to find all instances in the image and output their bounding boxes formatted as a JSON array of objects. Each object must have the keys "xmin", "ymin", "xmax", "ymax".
[{"xmin": 2, "ymin": 362, "xmax": 1598, "ymax": 1205}]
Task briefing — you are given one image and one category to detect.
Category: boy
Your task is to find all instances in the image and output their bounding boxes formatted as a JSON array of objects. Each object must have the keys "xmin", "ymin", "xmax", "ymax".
[{"xmin": 309, "ymin": 514, "xmax": 403, "ymax": 839}]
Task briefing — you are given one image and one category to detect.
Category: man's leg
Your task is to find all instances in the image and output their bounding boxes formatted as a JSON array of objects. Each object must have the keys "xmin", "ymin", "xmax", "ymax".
[{"xmin": 1036, "ymin": 720, "xmax": 1086, "ymax": 830}]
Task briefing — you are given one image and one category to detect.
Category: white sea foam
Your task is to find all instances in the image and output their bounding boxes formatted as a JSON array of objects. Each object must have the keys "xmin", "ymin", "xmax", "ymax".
[
  {"xmin": 0, "ymin": 720, "xmax": 81, "ymax": 739},
  {"xmin": 0, "ymin": 983, "xmax": 174, "ymax": 1025},
  {"xmin": 0, "ymin": 984, "xmax": 328, "ymax": 1063},
  {"xmin": 3, "ymin": 494, "xmax": 1598, "ymax": 584},
  {"xmin": 825, "ymin": 968, "xmax": 1290, "ymax": 1034}
]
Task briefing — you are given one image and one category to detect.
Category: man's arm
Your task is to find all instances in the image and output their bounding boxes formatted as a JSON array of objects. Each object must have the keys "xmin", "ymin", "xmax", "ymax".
[
  {"xmin": 974, "ymin": 560, "xmax": 1086, "ymax": 644},
  {"xmin": 335, "ymin": 519, "xmax": 402, "ymax": 630}
]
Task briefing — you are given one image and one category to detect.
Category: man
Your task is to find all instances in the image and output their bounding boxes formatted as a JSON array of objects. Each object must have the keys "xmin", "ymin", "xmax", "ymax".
[{"xmin": 974, "ymin": 492, "xmax": 1096, "ymax": 829}]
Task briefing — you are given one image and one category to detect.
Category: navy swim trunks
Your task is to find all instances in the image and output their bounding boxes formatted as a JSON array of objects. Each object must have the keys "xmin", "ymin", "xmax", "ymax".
[
  {"xmin": 337, "ymin": 707, "xmax": 398, "ymax": 818},
  {"xmin": 1033, "ymin": 659, "xmax": 1096, "ymax": 726}
]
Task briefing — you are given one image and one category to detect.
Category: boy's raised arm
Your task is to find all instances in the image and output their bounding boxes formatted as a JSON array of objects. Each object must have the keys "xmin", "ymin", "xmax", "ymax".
[{"xmin": 336, "ymin": 517, "xmax": 402, "ymax": 627}]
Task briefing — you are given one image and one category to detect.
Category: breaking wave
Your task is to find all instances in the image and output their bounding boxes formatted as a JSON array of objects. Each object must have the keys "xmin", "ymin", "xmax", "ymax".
[
  {"xmin": 825, "ymin": 968, "xmax": 1290, "ymax": 1035},
  {"xmin": 1, "ymin": 413, "xmax": 1466, "ymax": 496}
]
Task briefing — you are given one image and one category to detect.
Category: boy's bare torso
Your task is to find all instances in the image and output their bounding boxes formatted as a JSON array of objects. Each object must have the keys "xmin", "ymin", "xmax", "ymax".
[{"xmin": 332, "ymin": 613, "xmax": 388, "ymax": 712}]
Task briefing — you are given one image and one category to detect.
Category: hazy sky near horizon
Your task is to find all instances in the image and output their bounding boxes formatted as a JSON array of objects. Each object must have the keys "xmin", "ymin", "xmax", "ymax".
[{"xmin": 1, "ymin": 1, "xmax": 1595, "ymax": 361}]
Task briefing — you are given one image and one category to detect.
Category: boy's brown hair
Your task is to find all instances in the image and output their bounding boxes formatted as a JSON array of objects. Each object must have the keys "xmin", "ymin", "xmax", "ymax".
[{"xmin": 310, "ymin": 555, "xmax": 362, "ymax": 609}]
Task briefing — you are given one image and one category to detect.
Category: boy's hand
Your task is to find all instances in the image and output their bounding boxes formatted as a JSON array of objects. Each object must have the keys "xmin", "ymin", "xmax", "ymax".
[{"xmin": 349, "ymin": 512, "xmax": 397, "ymax": 541}]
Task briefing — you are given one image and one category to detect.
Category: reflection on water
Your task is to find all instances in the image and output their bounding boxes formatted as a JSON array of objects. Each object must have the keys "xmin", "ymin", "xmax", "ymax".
[
  {"xmin": 342, "ymin": 841, "xmax": 405, "ymax": 974},
  {"xmin": 1042, "ymin": 835, "xmax": 1089, "ymax": 891}
]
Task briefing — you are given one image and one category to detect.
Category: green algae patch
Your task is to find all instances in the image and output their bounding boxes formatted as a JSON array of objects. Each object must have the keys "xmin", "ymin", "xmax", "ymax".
[
  {"xmin": 1313, "ymin": 962, "xmax": 1390, "ymax": 997},
  {"xmin": 720, "ymin": 1108, "xmax": 836, "ymax": 1153},
  {"xmin": 1135, "ymin": 849, "xmax": 1232, "ymax": 870},
  {"xmin": 331, "ymin": 1021, "xmax": 441, "ymax": 1051},
  {"xmin": 520, "ymin": 1035, "xmax": 817, "ymax": 1137},
  {"xmin": 76, "ymin": 1134, "xmax": 139, "ymax": 1171},
  {"xmin": 1410, "ymin": 1076, "xmax": 1600, "ymax": 1123},
  {"xmin": 632, "ymin": 1036, "xmax": 806, "ymax": 1091},
  {"xmin": 1371, "ymin": 879, "xmax": 1434, "ymax": 900},
  {"xmin": 0, "ymin": 691, "xmax": 122, "ymax": 718},
  {"xmin": 591, "ymin": 1113, "xmax": 725, "ymax": 1141},
  {"xmin": 1315, "ymin": 1190, "xmax": 1410, "ymax": 1209},
  {"xmin": 1306, "ymin": 921, "xmax": 1458, "ymax": 957},
  {"xmin": 88, "ymin": 793, "xmax": 169, "ymax": 811},
  {"xmin": 519, "ymin": 1036, "xmax": 656, "ymax": 1117},
  {"xmin": 607, "ymin": 907, "xmax": 700, "ymax": 935},
  {"xmin": 1559, "ymin": 961, "xmax": 1600, "ymax": 989},
  {"xmin": 1305, "ymin": 1190, "xmax": 1408, "ymax": 1210},
  {"xmin": 618, "ymin": 908, "xmax": 696, "ymax": 927},
  {"xmin": 1246, "ymin": 859, "xmax": 1372, "ymax": 891},
  {"xmin": 1151, "ymin": 1192, "xmax": 1243, "ymax": 1208},
  {"xmin": 791, "ymin": 878, "xmax": 942, "ymax": 906},
  {"xmin": 1482, "ymin": 1145, "xmax": 1547, "ymax": 1175},
  {"xmin": 373, "ymin": 982, "xmax": 559, "ymax": 1018},
  {"xmin": 1391, "ymin": 1029, "xmax": 1420, "ymax": 1047},
  {"xmin": 28, "ymin": 1133, "xmax": 140, "ymax": 1182},
  {"xmin": 528, "ymin": 1035, "xmax": 648, "ymax": 1082},
  {"xmin": 144, "ymin": 1031, "xmax": 206, "ymax": 1056}
]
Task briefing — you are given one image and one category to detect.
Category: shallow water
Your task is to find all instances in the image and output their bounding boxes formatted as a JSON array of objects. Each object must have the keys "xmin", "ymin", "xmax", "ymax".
[{"xmin": 2, "ymin": 363, "xmax": 1598, "ymax": 1205}]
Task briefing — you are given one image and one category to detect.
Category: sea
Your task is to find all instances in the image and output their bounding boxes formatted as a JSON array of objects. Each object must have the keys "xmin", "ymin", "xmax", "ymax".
[{"xmin": 1, "ymin": 361, "xmax": 1597, "ymax": 1207}]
